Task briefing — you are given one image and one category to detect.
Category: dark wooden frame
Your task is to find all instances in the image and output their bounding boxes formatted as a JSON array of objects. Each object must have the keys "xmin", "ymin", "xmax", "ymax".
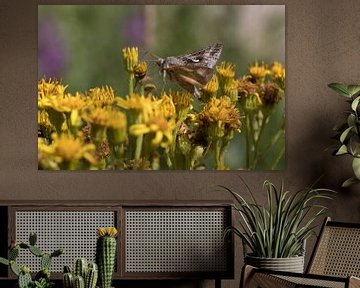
[{"xmin": 0, "ymin": 201, "xmax": 234, "ymax": 285}]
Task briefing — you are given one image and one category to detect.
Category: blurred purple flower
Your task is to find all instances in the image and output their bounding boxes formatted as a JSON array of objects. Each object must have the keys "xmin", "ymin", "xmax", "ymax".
[
  {"xmin": 38, "ymin": 17, "xmax": 66, "ymax": 79},
  {"xmin": 123, "ymin": 13, "xmax": 145, "ymax": 46}
]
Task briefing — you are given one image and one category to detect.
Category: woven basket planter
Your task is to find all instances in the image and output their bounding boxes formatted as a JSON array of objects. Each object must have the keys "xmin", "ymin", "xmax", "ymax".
[{"xmin": 245, "ymin": 254, "xmax": 305, "ymax": 273}]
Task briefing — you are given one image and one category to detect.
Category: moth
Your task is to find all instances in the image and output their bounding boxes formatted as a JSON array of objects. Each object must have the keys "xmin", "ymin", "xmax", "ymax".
[{"xmin": 156, "ymin": 43, "xmax": 223, "ymax": 97}]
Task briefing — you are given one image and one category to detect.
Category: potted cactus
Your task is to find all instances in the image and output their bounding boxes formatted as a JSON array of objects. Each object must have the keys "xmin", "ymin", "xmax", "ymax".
[
  {"xmin": 96, "ymin": 227, "xmax": 118, "ymax": 288},
  {"xmin": 63, "ymin": 258, "xmax": 98, "ymax": 288},
  {"xmin": 0, "ymin": 232, "xmax": 63, "ymax": 288}
]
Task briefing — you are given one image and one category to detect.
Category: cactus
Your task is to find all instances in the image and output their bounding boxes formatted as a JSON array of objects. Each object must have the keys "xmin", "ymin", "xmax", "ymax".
[
  {"xmin": 74, "ymin": 258, "xmax": 87, "ymax": 279},
  {"xmin": 29, "ymin": 232, "xmax": 37, "ymax": 246},
  {"xmin": 0, "ymin": 257, "xmax": 9, "ymax": 266},
  {"xmin": 96, "ymin": 227, "xmax": 118, "ymax": 288},
  {"xmin": 74, "ymin": 275, "xmax": 85, "ymax": 288},
  {"xmin": 18, "ymin": 267, "xmax": 32, "ymax": 288},
  {"xmin": 51, "ymin": 248, "xmax": 64, "ymax": 257},
  {"xmin": 29, "ymin": 245, "xmax": 44, "ymax": 257},
  {"xmin": 85, "ymin": 263, "xmax": 98, "ymax": 288},
  {"xmin": 10, "ymin": 260, "xmax": 20, "ymax": 276},
  {"xmin": 35, "ymin": 268, "xmax": 50, "ymax": 281},
  {"xmin": 63, "ymin": 272, "xmax": 74, "ymax": 288},
  {"xmin": 9, "ymin": 246, "xmax": 19, "ymax": 260},
  {"xmin": 63, "ymin": 259, "xmax": 98, "ymax": 288},
  {"xmin": 41, "ymin": 253, "xmax": 52, "ymax": 270},
  {"xmin": 0, "ymin": 232, "xmax": 63, "ymax": 288}
]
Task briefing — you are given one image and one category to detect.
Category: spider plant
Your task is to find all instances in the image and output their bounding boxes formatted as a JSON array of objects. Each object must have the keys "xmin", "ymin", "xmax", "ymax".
[{"xmin": 222, "ymin": 179, "xmax": 335, "ymax": 258}]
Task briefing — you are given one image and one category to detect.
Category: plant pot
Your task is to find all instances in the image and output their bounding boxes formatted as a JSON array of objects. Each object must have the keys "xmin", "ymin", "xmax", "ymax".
[{"xmin": 245, "ymin": 254, "xmax": 305, "ymax": 273}]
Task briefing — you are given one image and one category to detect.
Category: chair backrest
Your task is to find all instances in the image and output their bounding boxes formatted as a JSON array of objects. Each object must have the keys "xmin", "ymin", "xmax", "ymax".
[{"xmin": 307, "ymin": 217, "xmax": 360, "ymax": 277}]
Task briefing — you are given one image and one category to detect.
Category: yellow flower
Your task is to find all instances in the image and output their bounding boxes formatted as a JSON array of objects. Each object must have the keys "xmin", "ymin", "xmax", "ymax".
[
  {"xmin": 88, "ymin": 86, "xmax": 116, "ymax": 107},
  {"xmin": 271, "ymin": 61, "xmax": 285, "ymax": 90},
  {"xmin": 202, "ymin": 74, "xmax": 219, "ymax": 99},
  {"xmin": 134, "ymin": 61, "xmax": 148, "ymax": 80},
  {"xmin": 38, "ymin": 78, "xmax": 67, "ymax": 109},
  {"xmin": 171, "ymin": 91, "xmax": 193, "ymax": 110},
  {"xmin": 38, "ymin": 77, "xmax": 67, "ymax": 99},
  {"xmin": 248, "ymin": 61, "xmax": 271, "ymax": 82},
  {"xmin": 38, "ymin": 133, "xmax": 97, "ymax": 169},
  {"xmin": 82, "ymin": 107, "xmax": 127, "ymax": 130},
  {"xmin": 159, "ymin": 93, "xmax": 176, "ymax": 119},
  {"xmin": 116, "ymin": 93, "xmax": 160, "ymax": 122},
  {"xmin": 224, "ymin": 78, "xmax": 239, "ymax": 102},
  {"xmin": 216, "ymin": 62, "xmax": 236, "ymax": 79},
  {"xmin": 38, "ymin": 110, "xmax": 53, "ymax": 130},
  {"xmin": 129, "ymin": 111, "xmax": 175, "ymax": 147},
  {"xmin": 97, "ymin": 227, "xmax": 118, "ymax": 237},
  {"xmin": 199, "ymin": 96, "xmax": 241, "ymax": 132},
  {"xmin": 45, "ymin": 92, "xmax": 87, "ymax": 113},
  {"xmin": 122, "ymin": 47, "xmax": 139, "ymax": 73}
]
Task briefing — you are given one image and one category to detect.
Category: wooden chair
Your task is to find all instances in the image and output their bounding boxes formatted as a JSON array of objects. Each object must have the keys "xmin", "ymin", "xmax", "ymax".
[{"xmin": 241, "ymin": 217, "xmax": 360, "ymax": 288}]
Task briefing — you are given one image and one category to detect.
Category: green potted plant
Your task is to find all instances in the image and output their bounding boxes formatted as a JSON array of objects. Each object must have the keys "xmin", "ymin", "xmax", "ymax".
[
  {"xmin": 221, "ymin": 179, "xmax": 334, "ymax": 273},
  {"xmin": 0, "ymin": 232, "xmax": 63, "ymax": 288},
  {"xmin": 328, "ymin": 82, "xmax": 360, "ymax": 187}
]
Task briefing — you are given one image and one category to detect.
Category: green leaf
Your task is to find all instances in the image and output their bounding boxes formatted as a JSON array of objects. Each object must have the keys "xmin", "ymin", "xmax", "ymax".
[
  {"xmin": 340, "ymin": 126, "xmax": 353, "ymax": 143},
  {"xmin": 347, "ymin": 114, "xmax": 356, "ymax": 127},
  {"xmin": 336, "ymin": 145, "xmax": 348, "ymax": 155},
  {"xmin": 351, "ymin": 96, "xmax": 360, "ymax": 111},
  {"xmin": 348, "ymin": 85, "xmax": 360, "ymax": 97},
  {"xmin": 342, "ymin": 177, "xmax": 360, "ymax": 187},
  {"xmin": 352, "ymin": 157, "xmax": 360, "ymax": 180},
  {"xmin": 328, "ymin": 83, "xmax": 352, "ymax": 97}
]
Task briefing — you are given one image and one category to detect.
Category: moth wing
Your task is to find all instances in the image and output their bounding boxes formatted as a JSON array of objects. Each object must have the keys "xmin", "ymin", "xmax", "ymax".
[
  {"xmin": 167, "ymin": 65, "xmax": 214, "ymax": 87},
  {"xmin": 177, "ymin": 43, "xmax": 223, "ymax": 69}
]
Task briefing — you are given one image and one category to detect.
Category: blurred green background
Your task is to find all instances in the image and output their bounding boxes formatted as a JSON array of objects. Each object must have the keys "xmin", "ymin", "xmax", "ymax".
[{"xmin": 38, "ymin": 5, "xmax": 285, "ymax": 170}]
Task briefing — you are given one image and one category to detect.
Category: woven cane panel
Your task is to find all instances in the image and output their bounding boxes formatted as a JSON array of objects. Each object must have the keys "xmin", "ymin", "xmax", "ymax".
[
  {"xmin": 15, "ymin": 211, "xmax": 115, "ymax": 272},
  {"xmin": 125, "ymin": 210, "xmax": 227, "ymax": 273},
  {"xmin": 277, "ymin": 275, "xmax": 345, "ymax": 288},
  {"xmin": 310, "ymin": 226, "xmax": 360, "ymax": 277}
]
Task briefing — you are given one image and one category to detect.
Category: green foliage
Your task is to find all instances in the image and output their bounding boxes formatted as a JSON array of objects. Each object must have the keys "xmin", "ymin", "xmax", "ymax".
[
  {"xmin": 329, "ymin": 82, "xmax": 360, "ymax": 187},
  {"xmin": 222, "ymin": 179, "xmax": 335, "ymax": 258},
  {"xmin": 0, "ymin": 232, "xmax": 64, "ymax": 288}
]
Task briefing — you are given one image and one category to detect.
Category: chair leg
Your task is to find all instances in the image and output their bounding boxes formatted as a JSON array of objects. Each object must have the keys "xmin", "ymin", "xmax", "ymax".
[
  {"xmin": 215, "ymin": 278, "xmax": 221, "ymax": 288},
  {"xmin": 240, "ymin": 265, "xmax": 255, "ymax": 288}
]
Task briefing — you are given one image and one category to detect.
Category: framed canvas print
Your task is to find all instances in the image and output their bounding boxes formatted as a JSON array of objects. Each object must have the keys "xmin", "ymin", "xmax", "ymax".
[{"xmin": 38, "ymin": 5, "xmax": 285, "ymax": 170}]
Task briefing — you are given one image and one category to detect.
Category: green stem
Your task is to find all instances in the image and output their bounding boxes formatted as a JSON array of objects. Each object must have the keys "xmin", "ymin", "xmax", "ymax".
[
  {"xmin": 252, "ymin": 114, "xmax": 270, "ymax": 169},
  {"xmin": 245, "ymin": 114, "xmax": 251, "ymax": 169},
  {"xmin": 215, "ymin": 139, "xmax": 223, "ymax": 169},
  {"xmin": 128, "ymin": 73, "xmax": 135, "ymax": 95},
  {"xmin": 271, "ymin": 144, "xmax": 285, "ymax": 169},
  {"xmin": 139, "ymin": 81, "xmax": 145, "ymax": 96},
  {"xmin": 134, "ymin": 115, "xmax": 143, "ymax": 160}
]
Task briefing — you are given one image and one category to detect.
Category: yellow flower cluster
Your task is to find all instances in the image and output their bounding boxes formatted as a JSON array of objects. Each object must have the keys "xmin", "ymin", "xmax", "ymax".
[
  {"xmin": 122, "ymin": 47, "xmax": 139, "ymax": 73},
  {"xmin": 88, "ymin": 86, "xmax": 116, "ymax": 107},
  {"xmin": 97, "ymin": 227, "xmax": 118, "ymax": 237},
  {"xmin": 199, "ymin": 96, "xmax": 241, "ymax": 133},
  {"xmin": 38, "ymin": 133, "xmax": 97, "ymax": 169},
  {"xmin": 38, "ymin": 46, "xmax": 285, "ymax": 170},
  {"xmin": 38, "ymin": 78, "xmax": 128, "ymax": 169}
]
